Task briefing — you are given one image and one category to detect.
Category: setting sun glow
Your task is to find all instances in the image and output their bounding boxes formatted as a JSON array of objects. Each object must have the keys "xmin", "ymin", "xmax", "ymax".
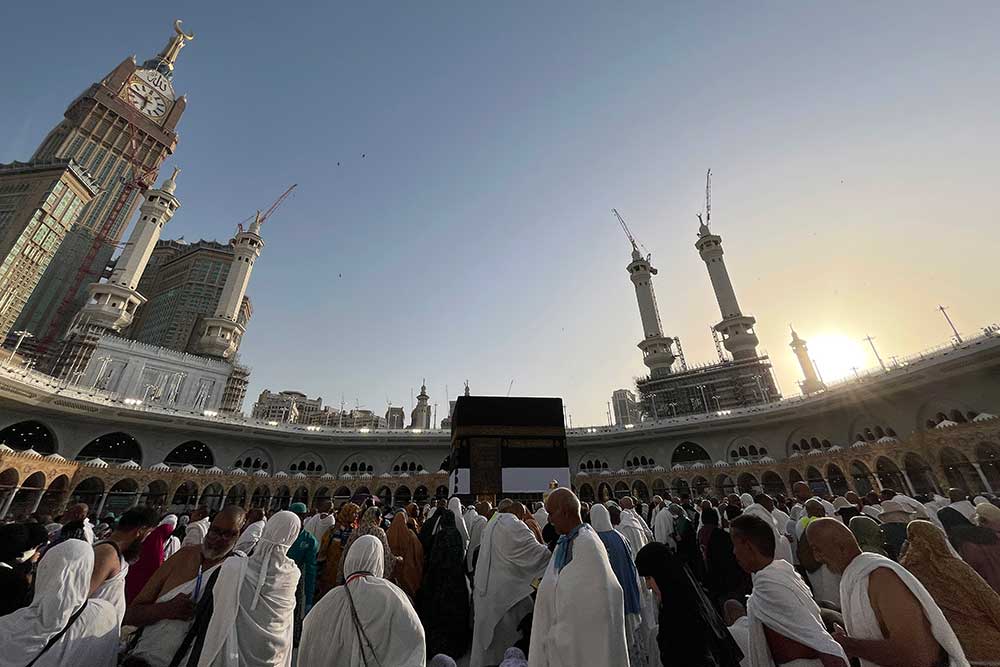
[{"xmin": 803, "ymin": 333, "xmax": 870, "ymax": 384}]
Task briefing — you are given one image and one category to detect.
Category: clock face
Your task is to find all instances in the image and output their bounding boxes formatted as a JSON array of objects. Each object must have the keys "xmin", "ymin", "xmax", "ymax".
[
  {"xmin": 135, "ymin": 68, "xmax": 175, "ymax": 101},
  {"xmin": 127, "ymin": 81, "xmax": 168, "ymax": 118}
]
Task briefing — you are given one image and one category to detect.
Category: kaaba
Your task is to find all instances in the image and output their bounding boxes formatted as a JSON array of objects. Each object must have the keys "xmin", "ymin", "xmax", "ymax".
[{"xmin": 447, "ymin": 395, "xmax": 570, "ymax": 501}]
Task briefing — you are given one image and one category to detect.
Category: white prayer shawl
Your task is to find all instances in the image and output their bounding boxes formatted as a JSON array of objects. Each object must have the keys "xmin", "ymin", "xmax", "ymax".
[
  {"xmin": 164, "ymin": 535, "xmax": 181, "ymax": 560},
  {"xmin": 533, "ymin": 505, "xmax": 549, "ymax": 527},
  {"xmin": 197, "ymin": 512, "xmax": 301, "ymax": 667},
  {"xmin": 740, "ymin": 493, "xmax": 755, "ymax": 509},
  {"xmin": 183, "ymin": 517, "xmax": 210, "ymax": 546},
  {"xmin": 743, "ymin": 504, "xmax": 793, "ymax": 563},
  {"xmin": 471, "ymin": 513, "xmax": 552, "ymax": 667},
  {"xmin": 652, "ymin": 506, "xmax": 675, "ymax": 548},
  {"xmin": 618, "ymin": 509, "xmax": 653, "ymax": 559},
  {"xmin": 771, "ymin": 507, "xmax": 790, "ymax": 533},
  {"xmin": 0, "ymin": 540, "xmax": 118, "ymax": 667},
  {"xmin": 746, "ymin": 559, "xmax": 847, "ymax": 667},
  {"xmin": 129, "ymin": 562, "xmax": 224, "ymax": 667},
  {"xmin": 946, "ymin": 499, "xmax": 977, "ymax": 523},
  {"xmin": 892, "ymin": 494, "xmax": 932, "ymax": 521},
  {"xmin": 449, "ymin": 497, "xmax": 470, "ymax": 550},
  {"xmin": 302, "ymin": 512, "xmax": 335, "ymax": 544},
  {"xmin": 234, "ymin": 519, "xmax": 266, "ymax": 555},
  {"xmin": 528, "ymin": 524, "xmax": 629, "ymax": 667},
  {"xmin": 466, "ymin": 509, "xmax": 487, "ymax": 573},
  {"xmin": 82, "ymin": 518, "xmax": 95, "ymax": 544},
  {"xmin": 91, "ymin": 544, "xmax": 128, "ymax": 626},
  {"xmin": 819, "ymin": 498, "xmax": 836, "ymax": 517},
  {"xmin": 840, "ymin": 552, "xmax": 969, "ymax": 667},
  {"xmin": 860, "ymin": 506, "xmax": 882, "ymax": 521},
  {"xmin": 298, "ymin": 534, "xmax": 426, "ymax": 667},
  {"xmin": 727, "ymin": 615, "xmax": 751, "ymax": 667}
]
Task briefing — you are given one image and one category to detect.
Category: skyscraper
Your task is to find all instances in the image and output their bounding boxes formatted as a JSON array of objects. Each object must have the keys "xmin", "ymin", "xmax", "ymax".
[
  {"xmin": 611, "ymin": 388, "xmax": 638, "ymax": 426},
  {"xmin": 14, "ymin": 21, "xmax": 193, "ymax": 345}
]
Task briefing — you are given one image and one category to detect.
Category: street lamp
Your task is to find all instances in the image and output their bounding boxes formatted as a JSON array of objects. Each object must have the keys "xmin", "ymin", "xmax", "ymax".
[
  {"xmin": 6, "ymin": 330, "xmax": 33, "ymax": 366},
  {"xmin": 697, "ymin": 385, "xmax": 709, "ymax": 413},
  {"xmin": 712, "ymin": 395, "xmax": 721, "ymax": 411}
]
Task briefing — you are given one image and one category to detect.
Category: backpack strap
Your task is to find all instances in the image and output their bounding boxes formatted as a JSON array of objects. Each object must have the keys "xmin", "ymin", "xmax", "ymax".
[{"xmin": 25, "ymin": 601, "xmax": 88, "ymax": 667}]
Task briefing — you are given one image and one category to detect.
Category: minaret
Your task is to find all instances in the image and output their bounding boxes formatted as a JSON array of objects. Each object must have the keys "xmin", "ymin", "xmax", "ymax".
[
  {"xmin": 695, "ymin": 172, "xmax": 760, "ymax": 361},
  {"xmin": 790, "ymin": 325, "xmax": 825, "ymax": 394},
  {"xmin": 625, "ymin": 236, "xmax": 676, "ymax": 378},
  {"xmin": 194, "ymin": 212, "xmax": 264, "ymax": 359},
  {"xmin": 410, "ymin": 380, "xmax": 431, "ymax": 429},
  {"xmin": 67, "ymin": 169, "xmax": 181, "ymax": 335}
]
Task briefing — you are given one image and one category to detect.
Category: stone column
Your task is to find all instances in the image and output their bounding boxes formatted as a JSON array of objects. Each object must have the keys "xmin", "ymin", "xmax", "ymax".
[
  {"xmin": 971, "ymin": 463, "xmax": 994, "ymax": 494},
  {"xmin": 95, "ymin": 491, "xmax": 110, "ymax": 517},
  {"xmin": 900, "ymin": 470, "xmax": 916, "ymax": 496},
  {"xmin": 0, "ymin": 486, "xmax": 21, "ymax": 520},
  {"xmin": 29, "ymin": 489, "xmax": 45, "ymax": 514},
  {"xmin": 823, "ymin": 478, "xmax": 833, "ymax": 496},
  {"xmin": 871, "ymin": 474, "xmax": 884, "ymax": 492}
]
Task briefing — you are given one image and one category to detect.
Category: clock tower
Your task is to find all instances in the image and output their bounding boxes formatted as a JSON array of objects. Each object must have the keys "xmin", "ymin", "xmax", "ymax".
[{"xmin": 12, "ymin": 21, "xmax": 194, "ymax": 350}]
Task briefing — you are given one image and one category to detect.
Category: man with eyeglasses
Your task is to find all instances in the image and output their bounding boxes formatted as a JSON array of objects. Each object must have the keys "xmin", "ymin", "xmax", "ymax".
[{"xmin": 122, "ymin": 505, "xmax": 246, "ymax": 667}]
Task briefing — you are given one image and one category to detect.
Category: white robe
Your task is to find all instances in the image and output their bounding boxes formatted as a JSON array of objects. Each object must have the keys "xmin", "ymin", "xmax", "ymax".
[
  {"xmin": 471, "ymin": 513, "xmax": 552, "ymax": 667},
  {"xmin": 302, "ymin": 512, "xmax": 335, "ymax": 544},
  {"xmin": 466, "ymin": 509, "xmax": 487, "ymax": 573},
  {"xmin": 945, "ymin": 499, "xmax": 977, "ymax": 523},
  {"xmin": 298, "ymin": 534, "xmax": 425, "ymax": 667},
  {"xmin": 0, "ymin": 540, "xmax": 118, "ymax": 667},
  {"xmin": 746, "ymin": 559, "xmax": 847, "ymax": 667},
  {"xmin": 728, "ymin": 615, "xmax": 751, "ymax": 667},
  {"xmin": 743, "ymin": 504, "xmax": 793, "ymax": 563},
  {"xmin": 183, "ymin": 517, "xmax": 210, "ymax": 546},
  {"xmin": 129, "ymin": 562, "xmax": 224, "ymax": 667},
  {"xmin": 618, "ymin": 509, "xmax": 653, "ymax": 559},
  {"xmin": 91, "ymin": 543, "xmax": 128, "ymax": 627},
  {"xmin": 235, "ymin": 519, "xmax": 266, "ymax": 555},
  {"xmin": 198, "ymin": 512, "xmax": 301, "ymax": 667},
  {"xmin": 795, "ymin": 519, "xmax": 841, "ymax": 607},
  {"xmin": 164, "ymin": 535, "xmax": 181, "ymax": 561},
  {"xmin": 528, "ymin": 524, "xmax": 629, "ymax": 667},
  {"xmin": 533, "ymin": 505, "xmax": 549, "ymax": 527},
  {"xmin": 82, "ymin": 518, "xmax": 95, "ymax": 544},
  {"xmin": 652, "ymin": 508, "xmax": 675, "ymax": 548},
  {"xmin": 840, "ymin": 552, "xmax": 969, "ymax": 667},
  {"xmin": 449, "ymin": 497, "xmax": 470, "ymax": 550}
]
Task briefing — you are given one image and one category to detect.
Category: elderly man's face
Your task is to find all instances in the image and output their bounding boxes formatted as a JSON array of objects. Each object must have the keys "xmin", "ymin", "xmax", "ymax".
[{"xmin": 203, "ymin": 512, "xmax": 244, "ymax": 560}]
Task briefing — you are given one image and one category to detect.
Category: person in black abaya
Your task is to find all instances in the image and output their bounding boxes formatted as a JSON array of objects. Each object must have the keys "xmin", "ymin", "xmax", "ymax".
[
  {"xmin": 635, "ymin": 541, "xmax": 743, "ymax": 667},
  {"xmin": 698, "ymin": 507, "xmax": 751, "ymax": 607},
  {"xmin": 417, "ymin": 508, "xmax": 470, "ymax": 659}
]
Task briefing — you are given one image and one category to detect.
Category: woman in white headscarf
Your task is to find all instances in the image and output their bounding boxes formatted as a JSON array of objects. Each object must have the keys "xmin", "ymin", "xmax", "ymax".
[
  {"xmin": 196, "ymin": 511, "xmax": 301, "ymax": 667},
  {"xmin": 449, "ymin": 496, "xmax": 470, "ymax": 550},
  {"xmin": 0, "ymin": 540, "xmax": 118, "ymax": 667},
  {"xmin": 298, "ymin": 534, "xmax": 426, "ymax": 666}
]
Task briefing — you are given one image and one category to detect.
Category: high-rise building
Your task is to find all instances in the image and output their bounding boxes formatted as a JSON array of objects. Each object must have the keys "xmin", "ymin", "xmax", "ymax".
[
  {"xmin": 126, "ymin": 239, "xmax": 252, "ymax": 354},
  {"xmin": 14, "ymin": 22, "xmax": 193, "ymax": 344},
  {"xmin": 0, "ymin": 160, "xmax": 98, "ymax": 341},
  {"xmin": 611, "ymin": 389, "xmax": 638, "ymax": 426},
  {"xmin": 410, "ymin": 381, "xmax": 431, "ymax": 429},
  {"xmin": 385, "ymin": 406, "xmax": 405, "ymax": 429},
  {"xmin": 251, "ymin": 390, "xmax": 322, "ymax": 424}
]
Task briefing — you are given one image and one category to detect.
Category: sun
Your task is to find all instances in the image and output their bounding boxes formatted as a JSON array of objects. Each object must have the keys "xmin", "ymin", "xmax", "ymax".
[{"xmin": 804, "ymin": 332, "xmax": 870, "ymax": 383}]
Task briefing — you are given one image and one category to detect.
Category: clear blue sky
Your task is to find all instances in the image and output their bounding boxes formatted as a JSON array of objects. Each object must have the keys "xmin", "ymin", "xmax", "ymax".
[{"xmin": 3, "ymin": 2, "xmax": 999, "ymax": 425}]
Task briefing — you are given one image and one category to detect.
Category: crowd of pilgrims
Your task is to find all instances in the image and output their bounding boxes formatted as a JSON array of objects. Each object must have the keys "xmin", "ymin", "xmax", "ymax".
[{"xmin": 1, "ymin": 482, "xmax": 1000, "ymax": 666}]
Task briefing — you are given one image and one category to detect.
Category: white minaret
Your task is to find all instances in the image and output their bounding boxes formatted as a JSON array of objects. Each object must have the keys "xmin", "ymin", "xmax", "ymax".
[
  {"xmin": 694, "ymin": 177, "xmax": 760, "ymax": 361},
  {"xmin": 626, "ymin": 238, "xmax": 675, "ymax": 378},
  {"xmin": 410, "ymin": 380, "xmax": 431, "ymax": 429},
  {"xmin": 68, "ymin": 168, "xmax": 181, "ymax": 334},
  {"xmin": 790, "ymin": 325, "xmax": 825, "ymax": 394},
  {"xmin": 194, "ymin": 213, "xmax": 264, "ymax": 358}
]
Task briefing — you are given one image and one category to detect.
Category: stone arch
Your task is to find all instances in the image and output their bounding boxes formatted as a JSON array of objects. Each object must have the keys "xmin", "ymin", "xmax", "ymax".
[
  {"xmin": 376, "ymin": 485, "xmax": 392, "ymax": 506},
  {"xmin": 234, "ymin": 448, "xmax": 273, "ymax": 472},
  {"xmin": 313, "ymin": 487, "xmax": 331, "ymax": 507},
  {"xmin": 76, "ymin": 432, "xmax": 142, "ymax": 464},
  {"xmin": 737, "ymin": 472, "xmax": 759, "ymax": 494},
  {"xmin": 413, "ymin": 486, "xmax": 429, "ymax": 504},
  {"xmin": 105, "ymin": 477, "xmax": 140, "ymax": 515},
  {"xmin": 631, "ymin": 479, "xmax": 650, "ymax": 501},
  {"xmin": 434, "ymin": 485, "xmax": 448, "ymax": 499},
  {"xmin": 0, "ymin": 467, "xmax": 20, "ymax": 490},
  {"xmin": 71, "ymin": 476, "xmax": 105, "ymax": 506},
  {"xmin": 8, "ymin": 471, "xmax": 47, "ymax": 518},
  {"xmin": 805, "ymin": 466, "xmax": 826, "ymax": 495},
  {"xmin": 715, "ymin": 473, "xmax": 735, "ymax": 497},
  {"xmin": 623, "ymin": 449, "xmax": 656, "ymax": 470},
  {"xmin": 251, "ymin": 485, "xmax": 271, "ymax": 508},
  {"xmin": 788, "ymin": 468, "xmax": 804, "ymax": 487},
  {"xmin": 762, "ymin": 470, "xmax": 786, "ymax": 496},
  {"xmin": 199, "ymin": 483, "xmax": 225, "ymax": 511},
  {"xmin": 916, "ymin": 397, "xmax": 980, "ymax": 431},
  {"xmin": 287, "ymin": 452, "xmax": 327, "ymax": 475},
  {"xmin": 576, "ymin": 452, "xmax": 610, "ymax": 472},
  {"xmin": 390, "ymin": 452, "xmax": 426, "ymax": 474},
  {"xmin": 691, "ymin": 476, "xmax": 710, "ymax": 497},
  {"xmin": 395, "ymin": 485, "xmax": 412, "ymax": 505},
  {"xmin": 975, "ymin": 442, "xmax": 1000, "ymax": 491},
  {"xmin": 826, "ymin": 463, "xmax": 849, "ymax": 496},
  {"xmin": 613, "ymin": 481, "xmax": 629, "ymax": 499},
  {"xmin": 874, "ymin": 457, "xmax": 907, "ymax": 493},
  {"xmin": 273, "ymin": 485, "xmax": 292, "ymax": 509},
  {"xmin": 333, "ymin": 486, "xmax": 352, "ymax": 501},
  {"xmin": 596, "ymin": 482, "xmax": 613, "ymax": 502},
  {"xmin": 651, "ymin": 478, "xmax": 668, "ymax": 498},
  {"xmin": 36, "ymin": 474, "xmax": 70, "ymax": 516},
  {"xmin": 901, "ymin": 452, "xmax": 937, "ymax": 495},
  {"xmin": 171, "ymin": 480, "xmax": 199, "ymax": 507},
  {"xmin": 940, "ymin": 447, "xmax": 981, "ymax": 493},
  {"xmin": 225, "ymin": 484, "xmax": 248, "ymax": 507},
  {"xmin": 339, "ymin": 453, "xmax": 375, "ymax": 475},
  {"xmin": 292, "ymin": 486, "xmax": 309, "ymax": 505},
  {"xmin": 848, "ymin": 461, "xmax": 874, "ymax": 495},
  {"xmin": 0, "ymin": 420, "xmax": 58, "ymax": 455},
  {"xmin": 578, "ymin": 483, "xmax": 595, "ymax": 502},
  {"xmin": 671, "ymin": 442, "xmax": 712, "ymax": 466},
  {"xmin": 672, "ymin": 478, "xmax": 691, "ymax": 497},
  {"xmin": 166, "ymin": 441, "xmax": 214, "ymax": 468}
]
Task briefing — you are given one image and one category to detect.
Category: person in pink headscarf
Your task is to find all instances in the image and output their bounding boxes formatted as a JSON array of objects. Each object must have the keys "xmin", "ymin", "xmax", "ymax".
[{"xmin": 125, "ymin": 514, "xmax": 177, "ymax": 604}]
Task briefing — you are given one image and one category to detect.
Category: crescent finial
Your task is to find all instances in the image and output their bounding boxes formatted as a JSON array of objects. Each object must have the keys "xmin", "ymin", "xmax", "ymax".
[{"xmin": 174, "ymin": 19, "xmax": 195, "ymax": 41}]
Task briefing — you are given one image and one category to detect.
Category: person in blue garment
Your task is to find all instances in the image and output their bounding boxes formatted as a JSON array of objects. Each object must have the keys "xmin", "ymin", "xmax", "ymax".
[{"xmin": 287, "ymin": 502, "xmax": 318, "ymax": 648}]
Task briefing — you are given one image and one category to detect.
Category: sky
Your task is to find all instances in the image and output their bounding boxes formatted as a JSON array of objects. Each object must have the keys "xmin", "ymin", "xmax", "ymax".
[{"xmin": 2, "ymin": 2, "xmax": 999, "ymax": 426}]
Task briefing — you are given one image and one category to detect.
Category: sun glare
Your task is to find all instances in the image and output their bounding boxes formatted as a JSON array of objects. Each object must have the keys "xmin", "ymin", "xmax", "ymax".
[{"xmin": 804, "ymin": 333, "xmax": 870, "ymax": 383}]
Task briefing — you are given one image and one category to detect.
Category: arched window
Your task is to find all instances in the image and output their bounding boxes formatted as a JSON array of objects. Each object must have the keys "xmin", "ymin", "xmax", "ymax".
[
  {"xmin": 76, "ymin": 432, "xmax": 142, "ymax": 463},
  {"xmin": 165, "ymin": 441, "xmax": 213, "ymax": 467},
  {"xmin": 0, "ymin": 421, "xmax": 57, "ymax": 455}
]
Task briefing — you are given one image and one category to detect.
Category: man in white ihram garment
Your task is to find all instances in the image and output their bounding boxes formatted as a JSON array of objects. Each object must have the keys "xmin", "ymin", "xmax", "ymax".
[
  {"xmin": 532, "ymin": 501, "xmax": 548, "ymax": 528},
  {"xmin": 194, "ymin": 511, "xmax": 301, "ymax": 667},
  {"xmin": 471, "ymin": 504, "xmax": 552, "ymax": 667},
  {"xmin": 234, "ymin": 508, "xmax": 266, "ymax": 555},
  {"xmin": 0, "ymin": 540, "xmax": 118, "ymax": 667},
  {"xmin": 183, "ymin": 508, "xmax": 211, "ymax": 546},
  {"xmin": 298, "ymin": 534, "xmax": 426, "ymax": 666},
  {"xmin": 807, "ymin": 518, "xmax": 967, "ymax": 667},
  {"xmin": 652, "ymin": 500, "xmax": 675, "ymax": 549},
  {"xmin": 741, "ymin": 496, "xmax": 793, "ymax": 563},
  {"xmin": 465, "ymin": 504, "xmax": 488, "ymax": 576},
  {"xmin": 302, "ymin": 501, "xmax": 335, "ymax": 543},
  {"xmin": 529, "ymin": 488, "xmax": 630, "ymax": 667},
  {"xmin": 730, "ymin": 514, "xmax": 847, "ymax": 667}
]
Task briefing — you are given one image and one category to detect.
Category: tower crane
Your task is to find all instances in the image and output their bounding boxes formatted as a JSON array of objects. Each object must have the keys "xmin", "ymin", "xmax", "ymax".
[
  {"xmin": 238, "ymin": 184, "xmax": 297, "ymax": 233},
  {"xmin": 698, "ymin": 168, "xmax": 712, "ymax": 225},
  {"xmin": 612, "ymin": 208, "xmax": 651, "ymax": 262}
]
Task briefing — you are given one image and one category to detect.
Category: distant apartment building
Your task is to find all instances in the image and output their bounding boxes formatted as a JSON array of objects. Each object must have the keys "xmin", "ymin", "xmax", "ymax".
[
  {"xmin": 311, "ymin": 407, "xmax": 387, "ymax": 429},
  {"xmin": 385, "ymin": 406, "xmax": 405, "ymax": 429},
  {"xmin": 612, "ymin": 388, "xmax": 639, "ymax": 426},
  {"xmin": 251, "ymin": 389, "xmax": 322, "ymax": 424}
]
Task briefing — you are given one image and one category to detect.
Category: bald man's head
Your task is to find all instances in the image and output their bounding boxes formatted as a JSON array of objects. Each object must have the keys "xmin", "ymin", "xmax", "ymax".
[
  {"xmin": 805, "ymin": 498, "xmax": 826, "ymax": 518},
  {"xmin": 806, "ymin": 517, "xmax": 861, "ymax": 574},
  {"xmin": 620, "ymin": 497, "xmax": 635, "ymax": 510},
  {"xmin": 202, "ymin": 505, "xmax": 246, "ymax": 561},
  {"xmin": 545, "ymin": 488, "xmax": 582, "ymax": 535},
  {"xmin": 793, "ymin": 481, "xmax": 812, "ymax": 503},
  {"xmin": 509, "ymin": 501, "xmax": 526, "ymax": 520}
]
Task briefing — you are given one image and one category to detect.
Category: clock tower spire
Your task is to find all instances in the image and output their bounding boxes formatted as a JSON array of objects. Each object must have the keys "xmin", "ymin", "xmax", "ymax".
[{"xmin": 143, "ymin": 20, "xmax": 195, "ymax": 78}]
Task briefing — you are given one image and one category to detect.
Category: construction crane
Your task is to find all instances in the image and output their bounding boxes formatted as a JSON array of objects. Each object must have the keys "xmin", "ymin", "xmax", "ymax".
[
  {"xmin": 697, "ymin": 168, "xmax": 712, "ymax": 226},
  {"xmin": 37, "ymin": 93, "xmax": 163, "ymax": 358},
  {"xmin": 238, "ymin": 184, "xmax": 297, "ymax": 233},
  {"xmin": 612, "ymin": 208, "xmax": 651, "ymax": 261}
]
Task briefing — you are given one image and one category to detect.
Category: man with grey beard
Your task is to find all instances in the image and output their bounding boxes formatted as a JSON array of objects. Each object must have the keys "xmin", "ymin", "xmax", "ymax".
[{"xmin": 123, "ymin": 506, "xmax": 246, "ymax": 667}]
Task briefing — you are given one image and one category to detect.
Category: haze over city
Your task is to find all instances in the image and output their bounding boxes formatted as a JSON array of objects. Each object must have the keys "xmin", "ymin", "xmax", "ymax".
[{"xmin": 3, "ymin": 1, "xmax": 998, "ymax": 425}]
